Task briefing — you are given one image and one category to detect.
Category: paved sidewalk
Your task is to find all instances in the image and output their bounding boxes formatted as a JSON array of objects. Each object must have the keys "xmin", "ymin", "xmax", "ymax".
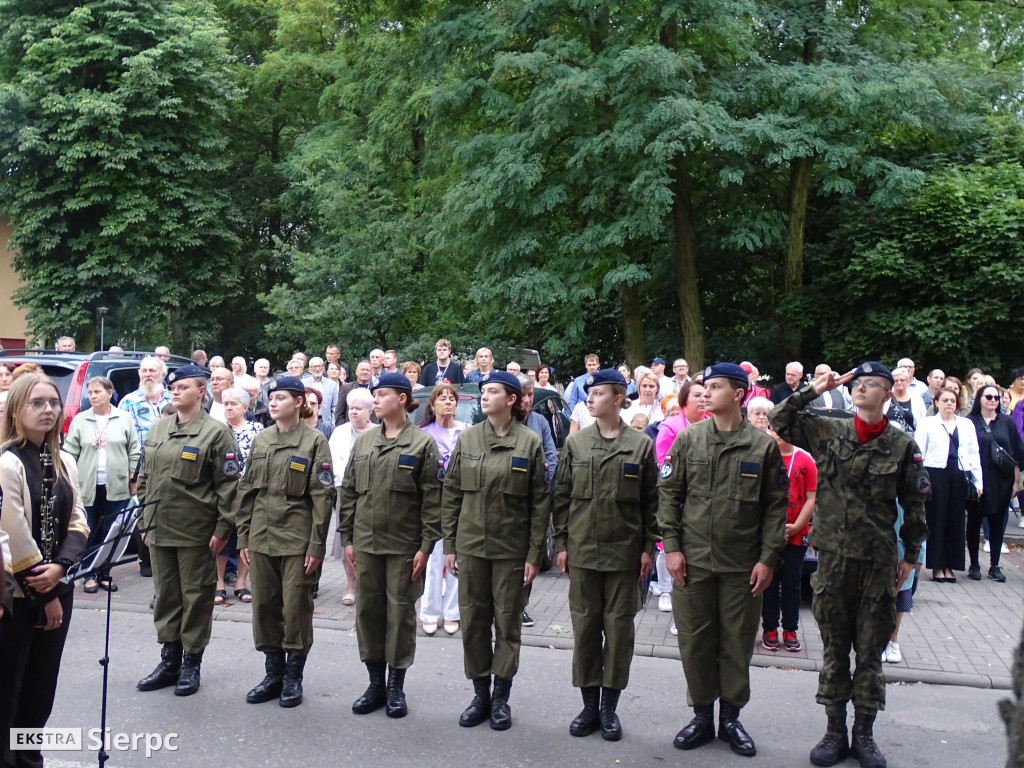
[{"xmin": 77, "ymin": 537, "xmax": 1024, "ymax": 691}]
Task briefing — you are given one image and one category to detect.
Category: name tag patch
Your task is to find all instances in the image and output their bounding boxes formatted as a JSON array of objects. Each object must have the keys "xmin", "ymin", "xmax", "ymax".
[
  {"xmin": 740, "ymin": 462, "xmax": 760, "ymax": 479},
  {"xmin": 181, "ymin": 446, "xmax": 199, "ymax": 462},
  {"xmin": 289, "ymin": 456, "xmax": 309, "ymax": 473},
  {"xmin": 623, "ymin": 462, "xmax": 639, "ymax": 479},
  {"xmin": 398, "ymin": 454, "xmax": 418, "ymax": 471},
  {"xmin": 511, "ymin": 456, "xmax": 529, "ymax": 473}
]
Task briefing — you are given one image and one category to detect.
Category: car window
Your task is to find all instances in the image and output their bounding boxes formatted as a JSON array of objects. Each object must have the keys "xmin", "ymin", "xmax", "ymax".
[{"xmin": 29, "ymin": 366, "xmax": 75, "ymax": 400}]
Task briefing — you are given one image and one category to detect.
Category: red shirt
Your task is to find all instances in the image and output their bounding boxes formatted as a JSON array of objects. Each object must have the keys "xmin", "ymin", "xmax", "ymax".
[{"xmin": 782, "ymin": 448, "xmax": 817, "ymax": 545}]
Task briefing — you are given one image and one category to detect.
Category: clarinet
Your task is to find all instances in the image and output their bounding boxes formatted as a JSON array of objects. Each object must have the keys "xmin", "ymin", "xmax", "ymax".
[{"xmin": 31, "ymin": 444, "xmax": 60, "ymax": 627}]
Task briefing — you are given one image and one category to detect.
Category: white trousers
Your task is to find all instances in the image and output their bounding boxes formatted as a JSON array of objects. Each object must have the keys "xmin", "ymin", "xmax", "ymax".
[{"xmin": 419, "ymin": 541, "xmax": 460, "ymax": 623}]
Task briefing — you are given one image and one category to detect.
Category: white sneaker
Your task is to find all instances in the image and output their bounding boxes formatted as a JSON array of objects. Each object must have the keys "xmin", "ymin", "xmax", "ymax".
[
  {"xmin": 669, "ymin": 622, "xmax": 678, "ymax": 637},
  {"xmin": 1001, "ymin": 543, "xmax": 1010, "ymax": 554},
  {"xmin": 651, "ymin": 583, "xmax": 663, "ymax": 597},
  {"xmin": 881, "ymin": 641, "xmax": 891, "ymax": 662},
  {"xmin": 983, "ymin": 540, "xmax": 991, "ymax": 553},
  {"xmin": 1018, "ymin": 516, "xmax": 1024, "ymax": 528},
  {"xmin": 886, "ymin": 641, "xmax": 902, "ymax": 663},
  {"xmin": 658, "ymin": 593, "xmax": 672, "ymax": 612}
]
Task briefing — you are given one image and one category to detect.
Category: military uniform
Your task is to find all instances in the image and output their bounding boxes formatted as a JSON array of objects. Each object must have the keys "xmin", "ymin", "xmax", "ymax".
[
  {"xmin": 338, "ymin": 419, "xmax": 442, "ymax": 669},
  {"xmin": 136, "ymin": 401, "xmax": 237, "ymax": 695},
  {"xmin": 236, "ymin": 418, "xmax": 334, "ymax": 704},
  {"xmin": 770, "ymin": 382, "xmax": 929, "ymax": 716},
  {"xmin": 441, "ymin": 419, "xmax": 548, "ymax": 682},
  {"xmin": 553, "ymin": 423, "xmax": 659, "ymax": 691}
]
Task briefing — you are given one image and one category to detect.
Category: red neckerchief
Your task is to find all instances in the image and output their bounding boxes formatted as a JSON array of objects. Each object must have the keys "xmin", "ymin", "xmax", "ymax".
[{"xmin": 854, "ymin": 414, "xmax": 888, "ymax": 444}]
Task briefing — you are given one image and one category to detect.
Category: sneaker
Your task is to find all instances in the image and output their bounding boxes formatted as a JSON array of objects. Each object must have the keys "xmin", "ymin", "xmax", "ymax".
[
  {"xmin": 521, "ymin": 610, "xmax": 535, "ymax": 627},
  {"xmin": 967, "ymin": 565, "xmax": 982, "ymax": 580},
  {"xmin": 761, "ymin": 630, "xmax": 779, "ymax": 651},
  {"xmin": 983, "ymin": 540, "xmax": 991, "ymax": 553},
  {"xmin": 669, "ymin": 622, "xmax": 677, "ymax": 637},
  {"xmin": 1001, "ymin": 543, "xmax": 1010, "ymax": 554},
  {"xmin": 989, "ymin": 566, "xmax": 1007, "ymax": 583},
  {"xmin": 783, "ymin": 630, "xmax": 801, "ymax": 652},
  {"xmin": 1018, "ymin": 516, "xmax": 1024, "ymax": 529},
  {"xmin": 651, "ymin": 583, "xmax": 663, "ymax": 597},
  {"xmin": 886, "ymin": 641, "xmax": 902, "ymax": 663},
  {"xmin": 139, "ymin": 564, "xmax": 153, "ymax": 577},
  {"xmin": 658, "ymin": 593, "xmax": 672, "ymax": 612}
]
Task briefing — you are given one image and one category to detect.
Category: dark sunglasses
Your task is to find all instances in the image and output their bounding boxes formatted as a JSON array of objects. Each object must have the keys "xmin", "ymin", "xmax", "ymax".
[{"xmin": 982, "ymin": 394, "xmax": 1000, "ymax": 402}]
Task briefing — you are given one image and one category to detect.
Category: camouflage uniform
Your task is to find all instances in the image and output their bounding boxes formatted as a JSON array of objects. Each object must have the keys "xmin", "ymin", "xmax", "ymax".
[{"xmin": 769, "ymin": 384, "xmax": 929, "ymax": 715}]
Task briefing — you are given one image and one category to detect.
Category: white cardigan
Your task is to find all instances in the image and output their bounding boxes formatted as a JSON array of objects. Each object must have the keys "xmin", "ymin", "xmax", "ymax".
[{"xmin": 915, "ymin": 415, "xmax": 983, "ymax": 491}]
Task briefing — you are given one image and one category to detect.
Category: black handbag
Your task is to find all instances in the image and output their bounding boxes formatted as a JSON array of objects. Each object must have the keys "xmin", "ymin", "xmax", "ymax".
[
  {"xmin": 951, "ymin": 428, "xmax": 980, "ymax": 502},
  {"xmin": 982, "ymin": 421, "xmax": 1016, "ymax": 477}
]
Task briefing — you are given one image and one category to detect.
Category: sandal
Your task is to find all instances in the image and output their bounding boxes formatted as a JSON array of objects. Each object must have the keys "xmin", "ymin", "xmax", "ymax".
[
  {"xmin": 214, "ymin": 589, "xmax": 226, "ymax": 605},
  {"xmin": 234, "ymin": 588, "xmax": 252, "ymax": 603},
  {"xmin": 342, "ymin": 593, "xmax": 355, "ymax": 606}
]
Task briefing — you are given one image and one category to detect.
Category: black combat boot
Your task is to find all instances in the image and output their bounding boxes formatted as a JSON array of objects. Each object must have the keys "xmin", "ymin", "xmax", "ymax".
[
  {"xmin": 489, "ymin": 676, "xmax": 513, "ymax": 731},
  {"xmin": 246, "ymin": 651, "xmax": 286, "ymax": 704},
  {"xmin": 459, "ymin": 676, "xmax": 491, "ymax": 727},
  {"xmin": 174, "ymin": 650, "xmax": 203, "ymax": 697},
  {"xmin": 673, "ymin": 704, "xmax": 715, "ymax": 750},
  {"xmin": 851, "ymin": 711, "xmax": 886, "ymax": 768},
  {"xmin": 599, "ymin": 687, "xmax": 622, "ymax": 741},
  {"xmin": 569, "ymin": 687, "xmax": 600, "ymax": 737},
  {"xmin": 352, "ymin": 661, "xmax": 387, "ymax": 714},
  {"xmin": 810, "ymin": 715, "xmax": 851, "ymax": 766},
  {"xmin": 279, "ymin": 653, "xmax": 307, "ymax": 708},
  {"xmin": 718, "ymin": 700, "xmax": 756, "ymax": 757},
  {"xmin": 385, "ymin": 666, "xmax": 408, "ymax": 718},
  {"xmin": 137, "ymin": 642, "xmax": 183, "ymax": 691}
]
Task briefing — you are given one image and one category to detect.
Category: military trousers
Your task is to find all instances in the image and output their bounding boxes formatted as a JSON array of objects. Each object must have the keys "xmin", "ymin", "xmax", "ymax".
[
  {"xmin": 150, "ymin": 544, "xmax": 216, "ymax": 654},
  {"xmin": 458, "ymin": 555, "xmax": 527, "ymax": 681},
  {"xmin": 568, "ymin": 567, "xmax": 640, "ymax": 690},
  {"xmin": 354, "ymin": 551, "xmax": 423, "ymax": 669},
  {"xmin": 249, "ymin": 551, "xmax": 316, "ymax": 656},
  {"xmin": 812, "ymin": 551, "xmax": 896, "ymax": 716},
  {"xmin": 672, "ymin": 565, "xmax": 761, "ymax": 709}
]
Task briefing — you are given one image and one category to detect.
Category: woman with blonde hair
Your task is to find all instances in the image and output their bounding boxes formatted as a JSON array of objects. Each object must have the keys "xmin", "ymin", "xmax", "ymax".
[
  {"xmin": 621, "ymin": 372, "xmax": 664, "ymax": 427},
  {"xmin": 0, "ymin": 373, "xmax": 89, "ymax": 768}
]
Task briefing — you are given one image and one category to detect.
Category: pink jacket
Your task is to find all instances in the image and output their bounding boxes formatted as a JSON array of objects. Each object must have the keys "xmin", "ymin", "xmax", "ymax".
[{"xmin": 655, "ymin": 411, "xmax": 709, "ymax": 466}]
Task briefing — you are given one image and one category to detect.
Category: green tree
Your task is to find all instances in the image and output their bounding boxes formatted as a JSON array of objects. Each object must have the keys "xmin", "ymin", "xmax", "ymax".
[{"xmin": 0, "ymin": 0, "xmax": 239, "ymax": 351}]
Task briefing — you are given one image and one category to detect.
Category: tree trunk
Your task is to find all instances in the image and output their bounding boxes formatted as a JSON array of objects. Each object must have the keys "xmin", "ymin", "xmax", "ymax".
[
  {"xmin": 783, "ymin": 154, "xmax": 813, "ymax": 359},
  {"xmin": 168, "ymin": 307, "xmax": 187, "ymax": 355},
  {"xmin": 620, "ymin": 282, "xmax": 646, "ymax": 369},
  {"xmin": 670, "ymin": 154, "xmax": 704, "ymax": 370}
]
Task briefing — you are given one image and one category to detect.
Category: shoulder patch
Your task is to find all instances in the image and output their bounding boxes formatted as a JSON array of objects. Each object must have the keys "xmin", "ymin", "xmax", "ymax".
[
  {"xmin": 223, "ymin": 452, "xmax": 239, "ymax": 478},
  {"xmin": 916, "ymin": 472, "xmax": 931, "ymax": 495},
  {"xmin": 436, "ymin": 459, "xmax": 446, "ymax": 482},
  {"xmin": 659, "ymin": 460, "xmax": 673, "ymax": 479},
  {"xmin": 318, "ymin": 461, "xmax": 333, "ymax": 487}
]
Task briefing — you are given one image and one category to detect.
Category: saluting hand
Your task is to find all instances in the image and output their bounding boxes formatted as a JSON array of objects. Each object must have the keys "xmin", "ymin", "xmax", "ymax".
[
  {"xmin": 410, "ymin": 551, "xmax": 428, "ymax": 581},
  {"xmin": 812, "ymin": 369, "xmax": 855, "ymax": 395},
  {"xmin": 638, "ymin": 551, "xmax": 652, "ymax": 583}
]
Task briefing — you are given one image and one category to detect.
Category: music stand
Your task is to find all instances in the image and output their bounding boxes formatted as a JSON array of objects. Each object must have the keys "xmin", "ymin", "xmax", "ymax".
[{"xmin": 65, "ymin": 497, "xmax": 157, "ymax": 768}]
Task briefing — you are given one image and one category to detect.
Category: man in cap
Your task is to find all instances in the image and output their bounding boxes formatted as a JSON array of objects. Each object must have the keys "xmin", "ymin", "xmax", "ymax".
[
  {"xmin": 659, "ymin": 362, "xmax": 788, "ymax": 757},
  {"xmin": 769, "ymin": 362, "xmax": 930, "ymax": 768}
]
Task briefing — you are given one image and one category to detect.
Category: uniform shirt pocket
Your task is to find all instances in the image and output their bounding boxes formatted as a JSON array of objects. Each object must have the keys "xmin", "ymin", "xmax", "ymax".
[
  {"xmin": 171, "ymin": 444, "xmax": 203, "ymax": 485},
  {"xmin": 351, "ymin": 454, "xmax": 371, "ymax": 494},
  {"xmin": 503, "ymin": 454, "xmax": 531, "ymax": 496},
  {"xmin": 869, "ymin": 458, "xmax": 900, "ymax": 501},
  {"xmin": 730, "ymin": 461, "xmax": 762, "ymax": 502},
  {"xmin": 285, "ymin": 455, "xmax": 310, "ymax": 497},
  {"xmin": 459, "ymin": 453, "xmax": 482, "ymax": 492},
  {"xmin": 616, "ymin": 461, "xmax": 641, "ymax": 502},
  {"xmin": 570, "ymin": 459, "xmax": 593, "ymax": 499},
  {"xmin": 245, "ymin": 452, "xmax": 270, "ymax": 489},
  {"xmin": 390, "ymin": 453, "xmax": 420, "ymax": 494}
]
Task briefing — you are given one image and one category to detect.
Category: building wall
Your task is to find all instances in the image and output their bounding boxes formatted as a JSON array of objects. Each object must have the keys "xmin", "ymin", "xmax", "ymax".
[{"xmin": 0, "ymin": 219, "xmax": 29, "ymax": 349}]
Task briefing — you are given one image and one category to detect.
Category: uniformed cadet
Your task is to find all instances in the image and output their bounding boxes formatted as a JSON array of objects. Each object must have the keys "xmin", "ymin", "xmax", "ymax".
[
  {"xmin": 338, "ymin": 372, "xmax": 441, "ymax": 718},
  {"xmin": 136, "ymin": 364, "xmax": 237, "ymax": 697},
  {"xmin": 236, "ymin": 376, "xmax": 334, "ymax": 708},
  {"xmin": 770, "ymin": 362, "xmax": 930, "ymax": 768},
  {"xmin": 658, "ymin": 362, "xmax": 788, "ymax": 757},
  {"xmin": 552, "ymin": 369, "xmax": 659, "ymax": 741},
  {"xmin": 441, "ymin": 371, "xmax": 549, "ymax": 731}
]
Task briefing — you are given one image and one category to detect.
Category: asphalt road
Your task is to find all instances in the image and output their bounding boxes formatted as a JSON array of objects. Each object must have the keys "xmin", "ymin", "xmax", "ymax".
[{"xmin": 42, "ymin": 608, "xmax": 1008, "ymax": 767}]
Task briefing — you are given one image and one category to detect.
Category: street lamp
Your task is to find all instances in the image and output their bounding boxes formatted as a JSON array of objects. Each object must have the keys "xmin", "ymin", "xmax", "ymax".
[{"xmin": 97, "ymin": 306, "xmax": 108, "ymax": 351}]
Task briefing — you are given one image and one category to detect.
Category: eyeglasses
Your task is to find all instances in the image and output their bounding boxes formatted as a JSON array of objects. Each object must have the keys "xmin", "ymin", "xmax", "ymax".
[
  {"xmin": 850, "ymin": 380, "xmax": 889, "ymax": 392},
  {"xmin": 28, "ymin": 399, "xmax": 62, "ymax": 412},
  {"xmin": 982, "ymin": 394, "xmax": 1000, "ymax": 402}
]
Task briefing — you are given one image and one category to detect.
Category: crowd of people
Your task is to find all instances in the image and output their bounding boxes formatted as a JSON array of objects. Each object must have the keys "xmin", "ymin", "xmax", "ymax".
[{"xmin": 1, "ymin": 338, "xmax": 1023, "ymax": 767}]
